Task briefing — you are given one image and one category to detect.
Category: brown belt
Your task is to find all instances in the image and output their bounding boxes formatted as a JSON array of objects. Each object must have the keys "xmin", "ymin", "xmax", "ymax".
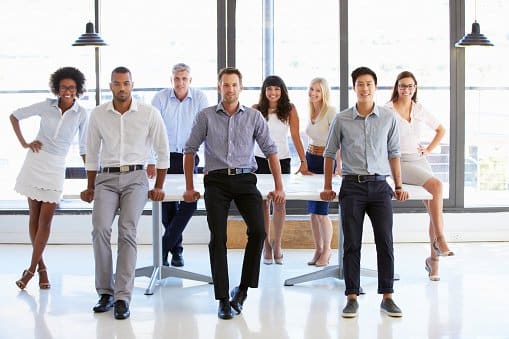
[{"xmin": 307, "ymin": 144, "xmax": 325, "ymax": 156}]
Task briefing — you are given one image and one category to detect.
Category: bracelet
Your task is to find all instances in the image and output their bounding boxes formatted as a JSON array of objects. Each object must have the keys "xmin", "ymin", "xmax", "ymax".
[
  {"xmin": 300, "ymin": 160, "xmax": 306, "ymax": 163},
  {"xmin": 395, "ymin": 186, "xmax": 402, "ymax": 190}
]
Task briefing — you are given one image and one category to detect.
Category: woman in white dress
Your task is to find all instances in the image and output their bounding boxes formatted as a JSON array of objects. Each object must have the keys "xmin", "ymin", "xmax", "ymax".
[
  {"xmin": 11, "ymin": 67, "xmax": 88, "ymax": 289},
  {"xmin": 387, "ymin": 70, "xmax": 453, "ymax": 281},
  {"xmin": 253, "ymin": 75, "xmax": 311, "ymax": 264}
]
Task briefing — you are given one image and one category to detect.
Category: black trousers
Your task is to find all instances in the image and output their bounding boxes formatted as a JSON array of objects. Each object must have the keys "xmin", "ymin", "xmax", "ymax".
[
  {"xmin": 204, "ymin": 173, "xmax": 265, "ymax": 300},
  {"xmin": 338, "ymin": 180, "xmax": 395, "ymax": 296},
  {"xmin": 161, "ymin": 153, "xmax": 199, "ymax": 257}
]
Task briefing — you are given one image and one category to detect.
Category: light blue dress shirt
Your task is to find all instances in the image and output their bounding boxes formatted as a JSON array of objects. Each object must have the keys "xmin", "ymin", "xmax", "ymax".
[
  {"xmin": 151, "ymin": 87, "xmax": 209, "ymax": 153},
  {"xmin": 323, "ymin": 104, "xmax": 400, "ymax": 176},
  {"xmin": 184, "ymin": 103, "xmax": 277, "ymax": 173}
]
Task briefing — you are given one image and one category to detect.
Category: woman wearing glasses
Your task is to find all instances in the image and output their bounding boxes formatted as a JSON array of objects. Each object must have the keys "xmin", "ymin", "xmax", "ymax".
[
  {"xmin": 11, "ymin": 67, "xmax": 88, "ymax": 290},
  {"xmin": 387, "ymin": 71, "xmax": 453, "ymax": 282}
]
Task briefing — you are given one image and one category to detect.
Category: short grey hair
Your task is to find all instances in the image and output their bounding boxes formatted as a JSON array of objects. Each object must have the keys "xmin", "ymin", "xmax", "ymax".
[{"xmin": 172, "ymin": 63, "xmax": 191, "ymax": 75}]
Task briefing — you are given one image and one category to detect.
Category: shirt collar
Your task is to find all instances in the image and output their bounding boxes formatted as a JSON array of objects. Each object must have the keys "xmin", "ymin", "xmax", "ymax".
[
  {"xmin": 49, "ymin": 98, "xmax": 80, "ymax": 112},
  {"xmin": 170, "ymin": 88, "xmax": 193, "ymax": 101},
  {"xmin": 107, "ymin": 98, "xmax": 139, "ymax": 114},
  {"xmin": 216, "ymin": 102, "xmax": 245, "ymax": 116},
  {"xmin": 352, "ymin": 103, "xmax": 380, "ymax": 119}
]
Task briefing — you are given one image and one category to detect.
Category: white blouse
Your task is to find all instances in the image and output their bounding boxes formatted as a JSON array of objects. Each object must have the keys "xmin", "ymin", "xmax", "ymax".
[
  {"xmin": 305, "ymin": 106, "xmax": 336, "ymax": 147},
  {"xmin": 254, "ymin": 113, "xmax": 290, "ymax": 159},
  {"xmin": 386, "ymin": 101, "xmax": 440, "ymax": 154}
]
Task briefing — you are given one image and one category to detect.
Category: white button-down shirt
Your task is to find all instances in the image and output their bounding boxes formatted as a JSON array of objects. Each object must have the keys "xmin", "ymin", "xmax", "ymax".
[{"xmin": 86, "ymin": 99, "xmax": 169, "ymax": 171}]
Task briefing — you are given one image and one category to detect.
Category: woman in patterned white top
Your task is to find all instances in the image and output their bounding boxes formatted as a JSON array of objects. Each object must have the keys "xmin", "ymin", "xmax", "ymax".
[
  {"xmin": 10, "ymin": 67, "xmax": 88, "ymax": 290},
  {"xmin": 253, "ymin": 75, "xmax": 311, "ymax": 265},
  {"xmin": 387, "ymin": 71, "xmax": 453, "ymax": 282}
]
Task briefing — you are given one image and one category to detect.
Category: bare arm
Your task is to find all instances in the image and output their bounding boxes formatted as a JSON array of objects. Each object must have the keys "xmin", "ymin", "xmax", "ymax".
[
  {"xmin": 420, "ymin": 124, "xmax": 445, "ymax": 155},
  {"xmin": 288, "ymin": 106, "xmax": 311, "ymax": 175},
  {"xmin": 10, "ymin": 114, "xmax": 42, "ymax": 152},
  {"xmin": 267, "ymin": 153, "xmax": 285, "ymax": 203},
  {"xmin": 389, "ymin": 157, "xmax": 408, "ymax": 201},
  {"xmin": 320, "ymin": 157, "xmax": 336, "ymax": 201},
  {"xmin": 183, "ymin": 152, "xmax": 200, "ymax": 202}
]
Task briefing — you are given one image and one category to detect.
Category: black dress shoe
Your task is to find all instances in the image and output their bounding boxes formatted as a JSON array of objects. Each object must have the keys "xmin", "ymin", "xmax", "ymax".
[
  {"xmin": 229, "ymin": 286, "xmax": 247, "ymax": 314},
  {"xmin": 162, "ymin": 257, "xmax": 170, "ymax": 266},
  {"xmin": 218, "ymin": 299, "xmax": 233, "ymax": 320},
  {"xmin": 171, "ymin": 253, "xmax": 184, "ymax": 267},
  {"xmin": 93, "ymin": 294, "xmax": 114, "ymax": 313},
  {"xmin": 113, "ymin": 300, "xmax": 130, "ymax": 320}
]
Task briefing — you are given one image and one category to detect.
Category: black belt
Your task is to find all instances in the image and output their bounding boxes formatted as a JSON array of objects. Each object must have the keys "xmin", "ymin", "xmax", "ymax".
[
  {"xmin": 342, "ymin": 174, "xmax": 387, "ymax": 183},
  {"xmin": 101, "ymin": 165, "xmax": 144, "ymax": 173},
  {"xmin": 208, "ymin": 168, "xmax": 253, "ymax": 176}
]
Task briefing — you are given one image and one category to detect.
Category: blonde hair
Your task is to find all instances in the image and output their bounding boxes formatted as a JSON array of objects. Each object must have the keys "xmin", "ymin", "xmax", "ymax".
[{"xmin": 308, "ymin": 77, "xmax": 331, "ymax": 120}]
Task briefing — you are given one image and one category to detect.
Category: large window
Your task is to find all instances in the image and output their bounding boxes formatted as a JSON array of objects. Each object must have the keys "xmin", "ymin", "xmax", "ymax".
[
  {"xmin": 0, "ymin": 0, "xmax": 216, "ymax": 206},
  {"xmin": 464, "ymin": 0, "xmax": 509, "ymax": 207},
  {"xmin": 349, "ymin": 0, "xmax": 451, "ymax": 191}
]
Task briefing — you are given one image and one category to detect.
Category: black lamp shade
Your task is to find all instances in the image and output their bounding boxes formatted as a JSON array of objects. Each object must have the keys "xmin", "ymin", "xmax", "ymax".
[
  {"xmin": 455, "ymin": 21, "xmax": 494, "ymax": 47},
  {"xmin": 72, "ymin": 22, "xmax": 107, "ymax": 46}
]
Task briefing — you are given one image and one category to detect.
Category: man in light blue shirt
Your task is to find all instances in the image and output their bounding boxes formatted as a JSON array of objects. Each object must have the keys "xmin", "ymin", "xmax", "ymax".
[
  {"xmin": 320, "ymin": 67, "xmax": 408, "ymax": 319},
  {"xmin": 150, "ymin": 63, "xmax": 209, "ymax": 267}
]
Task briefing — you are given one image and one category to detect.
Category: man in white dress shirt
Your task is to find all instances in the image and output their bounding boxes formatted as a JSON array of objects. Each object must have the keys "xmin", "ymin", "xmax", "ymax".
[{"xmin": 81, "ymin": 66, "xmax": 169, "ymax": 320}]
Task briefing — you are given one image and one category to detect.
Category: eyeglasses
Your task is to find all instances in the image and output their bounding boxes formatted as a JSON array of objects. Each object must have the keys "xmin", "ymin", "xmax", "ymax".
[
  {"xmin": 398, "ymin": 84, "xmax": 416, "ymax": 90},
  {"xmin": 59, "ymin": 85, "xmax": 77, "ymax": 92}
]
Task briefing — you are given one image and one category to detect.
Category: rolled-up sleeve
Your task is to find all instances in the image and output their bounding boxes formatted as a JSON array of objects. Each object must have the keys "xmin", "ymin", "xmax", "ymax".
[
  {"xmin": 254, "ymin": 111, "xmax": 277, "ymax": 157},
  {"xmin": 324, "ymin": 115, "xmax": 341, "ymax": 159},
  {"xmin": 387, "ymin": 115, "xmax": 401, "ymax": 159},
  {"xmin": 184, "ymin": 109, "xmax": 207, "ymax": 154}
]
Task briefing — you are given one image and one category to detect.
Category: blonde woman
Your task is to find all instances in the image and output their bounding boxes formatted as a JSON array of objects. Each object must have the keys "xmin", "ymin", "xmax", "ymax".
[
  {"xmin": 305, "ymin": 78, "xmax": 337, "ymax": 266},
  {"xmin": 387, "ymin": 70, "xmax": 453, "ymax": 281}
]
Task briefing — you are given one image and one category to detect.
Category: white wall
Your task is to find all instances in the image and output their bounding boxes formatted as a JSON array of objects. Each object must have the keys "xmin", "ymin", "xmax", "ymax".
[{"xmin": 1, "ymin": 212, "xmax": 508, "ymax": 244}]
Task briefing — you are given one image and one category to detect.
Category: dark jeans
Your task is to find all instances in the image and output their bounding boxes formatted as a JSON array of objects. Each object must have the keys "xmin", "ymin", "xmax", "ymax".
[
  {"xmin": 161, "ymin": 153, "xmax": 199, "ymax": 258},
  {"xmin": 338, "ymin": 180, "xmax": 395, "ymax": 296},
  {"xmin": 204, "ymin": 173, "xmax": 265, "ymax": 300}
]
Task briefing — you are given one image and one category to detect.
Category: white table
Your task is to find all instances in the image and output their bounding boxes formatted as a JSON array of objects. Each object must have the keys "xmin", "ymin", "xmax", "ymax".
[{"xmin": 64, "ymin": 173, "xmax": 431, "ymax": 295}]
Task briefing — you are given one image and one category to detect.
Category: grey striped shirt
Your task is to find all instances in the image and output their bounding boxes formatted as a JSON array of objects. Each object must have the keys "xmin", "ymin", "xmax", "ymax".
[{"xmin": 184, "ymin": 103, "xmax": 277, "ymax": 173}]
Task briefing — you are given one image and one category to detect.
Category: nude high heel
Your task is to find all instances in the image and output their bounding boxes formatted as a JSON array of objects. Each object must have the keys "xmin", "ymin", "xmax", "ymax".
[
  {"xmin": 433, "ymin": 236, "xmax": 454, "ymax": 257},
  {"xmin": 38, "ymin": 268, "xmax": 51, "ymax": 289},
  {"xmin": 16, "ymin": 269, "xmax": 34, "ymax": 290},
  {"xmin": 425, "ymin": 257, "xmax": 440, "ymax": 281}
]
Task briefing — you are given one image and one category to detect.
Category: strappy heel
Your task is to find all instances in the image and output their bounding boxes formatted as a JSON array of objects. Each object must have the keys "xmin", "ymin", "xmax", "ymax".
[
  {"xmin": 38, "ymin": 268, "xmax": 51, "ymax": 289},
  {"xmin": 432, "ymin": 236, "xmax": 454, "ymax": 257},
  {"xmin": 15, "ymin": 269, "xmax": 34, "ymax": 290},
  {"xmin": 425, "ymin": 257, "xmax": 440, "ymax": 281}
]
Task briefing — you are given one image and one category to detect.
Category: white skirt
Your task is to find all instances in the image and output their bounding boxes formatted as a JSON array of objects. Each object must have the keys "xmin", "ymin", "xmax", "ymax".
[
  {"xmin": 14, "ymin": 149, "xmax": 66, "ymax": 203},
  {"xmin": 400, "ymin": 153, "xmax": 434, "ymax": 186}
]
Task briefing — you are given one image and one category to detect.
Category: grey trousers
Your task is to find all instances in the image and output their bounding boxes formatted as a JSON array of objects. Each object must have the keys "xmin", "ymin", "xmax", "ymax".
[{"xmin": 92, "ymin": 170, "xmax": 148, "ymax": 302}]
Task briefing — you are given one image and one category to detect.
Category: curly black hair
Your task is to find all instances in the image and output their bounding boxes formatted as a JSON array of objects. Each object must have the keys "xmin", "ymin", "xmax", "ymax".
[
  {"xmin": 256, "ymin": 75, "xmax": 292, "ymax": 123},
  {"xmin": 49, "ymin": 67, "xmax": 86, "ymax": 98}
]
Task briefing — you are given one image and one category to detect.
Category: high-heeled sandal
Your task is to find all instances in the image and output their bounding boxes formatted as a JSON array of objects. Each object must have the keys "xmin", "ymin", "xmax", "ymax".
[
  {"xmin": 432, "ymin": 237, "xmax": 454, "ymax": 257},
  {"xmin": 38, "ymin": 268, "xmax": 51, "ymax": 289},
  {"xmin": 425, "ymin": 257, "xmax": 440, "ymax": 281},
  {"xmin": 15, "ymin": 269, "xmax": 34, "ymax": 290},
  {"xmin": 315, "ymin": 252, "xmax": 331, "ymax": 267},
  {"xmin": 272, "ymin": 241, "xmax": 284, "ymax": 265},
  {"xmin": 262, "ymin": 244, "xmax": 273, "ymax": 265},
  {"xmin": 307, "ymin": 251, "xmax": 322, "ymax": 265}
]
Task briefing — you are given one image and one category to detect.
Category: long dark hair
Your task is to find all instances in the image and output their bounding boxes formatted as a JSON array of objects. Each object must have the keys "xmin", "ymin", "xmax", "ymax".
[
  {"xmin": 390, "ymin": 70, "xmax": 418, "ymax": 103},
  {"xmin": 256, "ymin": 75, "xmax": 292, "ymax": 123}
]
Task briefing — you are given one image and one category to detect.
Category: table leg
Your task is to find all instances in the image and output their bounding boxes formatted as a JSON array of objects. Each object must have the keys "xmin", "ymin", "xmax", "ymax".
[{"xmin": 135, "ymin": 201, "xmax": 212, "ymax": 295}]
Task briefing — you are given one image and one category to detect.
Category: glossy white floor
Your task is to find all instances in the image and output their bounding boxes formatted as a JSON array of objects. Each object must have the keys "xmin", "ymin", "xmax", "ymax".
[{"xmin": 1, "ymin": 242, "xmax": 508, "ymax": 339}]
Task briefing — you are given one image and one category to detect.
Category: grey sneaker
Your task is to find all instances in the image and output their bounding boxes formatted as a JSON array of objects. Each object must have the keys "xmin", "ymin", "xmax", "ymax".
[
  {"xmin": 341, "ymin": 299, "xmax": 359, "ymax": 318},
  {"xmin": 380, "ymin": 298, "xmax": 403, "ymax": 317}
]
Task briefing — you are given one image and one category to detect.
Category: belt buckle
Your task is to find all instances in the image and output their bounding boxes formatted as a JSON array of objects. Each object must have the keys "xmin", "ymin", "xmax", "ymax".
[
  {"xmin": 357, "ymin": 175, "xmax": 366, "ymax": 183},
  {"xmin": 227, "ymin": 168, "xmax": 236, "ymax": 176},
  {"xmin": 120, "ymin": 165, "xmax": 130, "ymax": 173}
]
